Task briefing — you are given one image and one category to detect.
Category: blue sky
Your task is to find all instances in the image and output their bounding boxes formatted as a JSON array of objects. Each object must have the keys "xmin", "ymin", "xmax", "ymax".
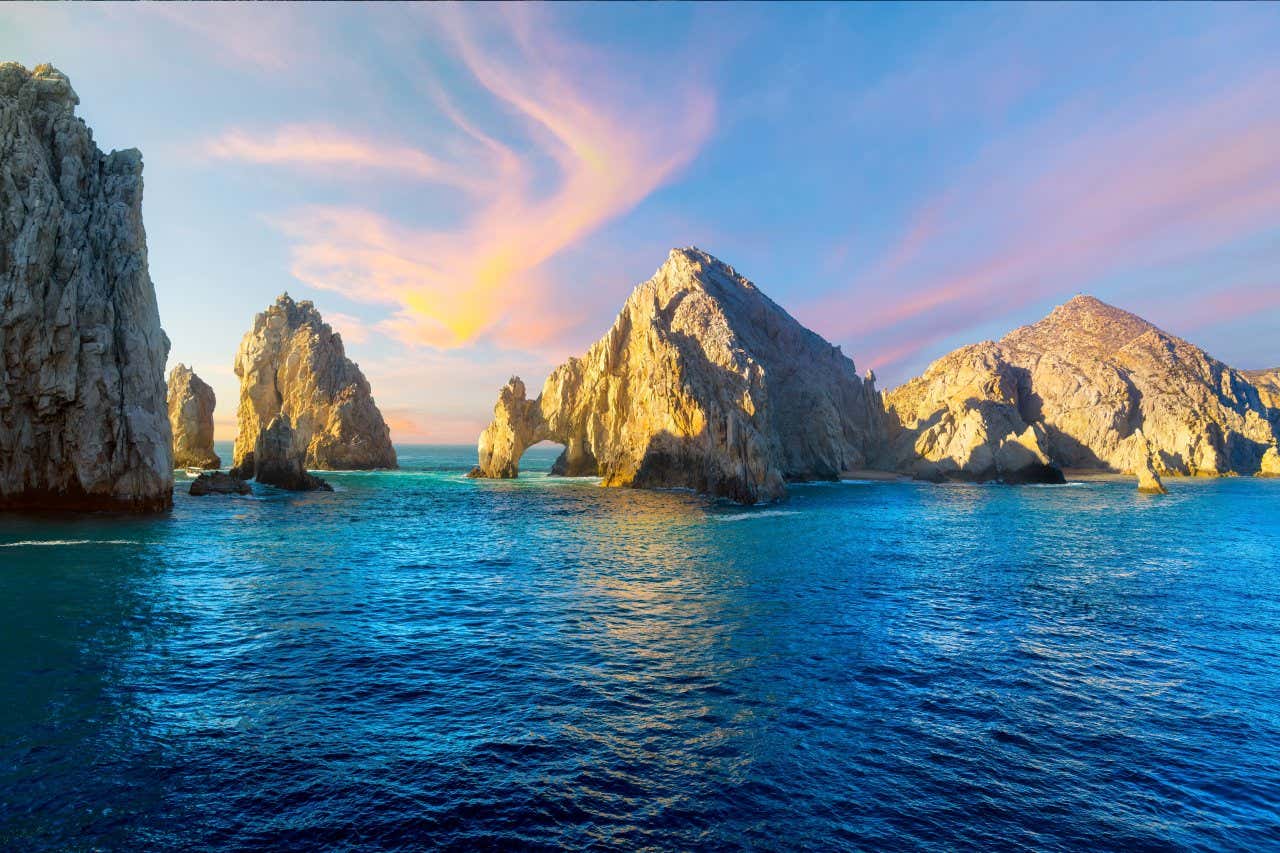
[{"xmin": 3, "ymin": 2, "xmax": 1278, "ymax": 441}]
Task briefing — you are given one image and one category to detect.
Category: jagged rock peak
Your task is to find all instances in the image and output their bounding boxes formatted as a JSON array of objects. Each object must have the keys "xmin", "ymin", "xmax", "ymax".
[
  {"xmin": 0, "ymin": 63, "xmax": 173, "ymax": 511},
  {"xmin": 168, "ymin": 364, "xmax": 220, "ymax": 470},
  {"xmin": 232, "ymin": 294, "xmax": 396, "ymax": 472},
  {"xmin": 885, "ymin": 294, "xmax": 1279, "ymax": 484},
  {"xmin": 472, "ymin": 247, "xmax": 885, "ymax": 503}
]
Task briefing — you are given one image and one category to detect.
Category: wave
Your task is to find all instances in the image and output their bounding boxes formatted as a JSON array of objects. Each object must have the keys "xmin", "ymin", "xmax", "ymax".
[
  {"xmin": 709, "ymin": 509, "xmax": 802, "ymax": 522},
  {"xmin": 0, "ymin": 539, "xmax": 140, "ymax": 548}
]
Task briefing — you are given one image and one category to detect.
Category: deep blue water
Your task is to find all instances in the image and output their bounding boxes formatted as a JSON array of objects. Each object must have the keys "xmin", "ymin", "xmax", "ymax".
[{"xmin": 2, "ymin": 443, "xmax": 1279, "ymax": 851}]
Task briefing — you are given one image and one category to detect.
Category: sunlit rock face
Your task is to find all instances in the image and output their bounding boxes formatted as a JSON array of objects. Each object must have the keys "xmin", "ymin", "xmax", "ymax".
[
  {"xmin": 472, "ymin": 247, "xmax": 885, "ymax": 503},
  {"xmin": 168, "ymin": 364, "xmax": 220, "ymax": 469},
  {"xmin": 0, "ymin": 63, "xmax": 173, "ymax": 511},
  {"xmin": 886, "ymin": 296, "xmax": 1279, "ymax": 481},
  {"xmin": 231, "ymin": 294, "xmax": 396, "ymax": 474},
  {"xmin": 1243, "ymin": 369, "xmax": 1280, "ymax": 411}
]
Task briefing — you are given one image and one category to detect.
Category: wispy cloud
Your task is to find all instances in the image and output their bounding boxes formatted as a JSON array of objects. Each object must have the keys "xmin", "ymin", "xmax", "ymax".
[
  {"xmin": 211, "ymin": 5, "xmax": 716, "ymax": 351},
  {"xmin": 802, "ymin": 71, "xmax": 1280, "ymax": 376}
]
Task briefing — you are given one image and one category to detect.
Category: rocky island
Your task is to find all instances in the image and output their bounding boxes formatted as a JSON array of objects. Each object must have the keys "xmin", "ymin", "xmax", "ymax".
[
  {"xmin": 885, "ymin": 296, "xmax": 1280, "ymax": 488},
  {"xmin": 231, "ymin": 294, "xmax": 395, "ymax": 484},
  {"xmin": 471, "ymin": 248, "xmax": 885, "ymax": 503},
  {"xmin": 168, "ymin": 364, "xmax": 220, "ymax": 469},
  {"xmin": 0, "ymin": 63, "xmax": 173, "ymax": 511}
]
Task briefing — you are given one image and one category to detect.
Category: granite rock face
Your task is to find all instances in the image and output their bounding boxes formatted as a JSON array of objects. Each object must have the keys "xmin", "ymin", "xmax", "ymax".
[
  {"xmin": 1260, "ymin": 446, "xmax": 1280, "ymax": 478},
  {"xmin": 167, "ymin": 364, "xmax": 220, "ymax": 469},
  {"xmin": 885, "ymin": 296, "xmax": 1279, "ymax": 483},
  {"xmin": 232, "ymin": 294, "xmax": 395, "ymax": 474},
  {"xmin": 1244, "ymin": 369, "xmax": 1280, "ymax": 412},
  {"xmin": 0, "ymin": 63, "xmax": 173, "ymax": 511},
  {"xmin": 473, "ymin": 248, "xmax": 885, "ymax": 503},
  {"xmin": 234, "ymin": 414, "xmax": 332, "ymax": 492},
  {"xmin": 189, "ymin": 471, "xmax": 250, "ymax": 496}
]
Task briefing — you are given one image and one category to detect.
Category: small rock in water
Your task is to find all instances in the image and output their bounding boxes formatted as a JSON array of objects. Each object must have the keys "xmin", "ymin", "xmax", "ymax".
[{"xmin": 189, "ymin": 472, "xmax": 251, "ymax": 496}]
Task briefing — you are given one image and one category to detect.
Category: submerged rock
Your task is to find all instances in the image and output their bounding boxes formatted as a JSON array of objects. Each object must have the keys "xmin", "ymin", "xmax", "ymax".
[
  {"xmin": 189, "ymin": 471, "xmax": 250, "ymax": 496},
  {"xmin": 232, "ymin": 294, "xmax": 395, "ymax": 473},
  {"xmin": 886, "ymin": 296, "xmax": 1279, "ymax": 482},
  {"xmin": 472, "ymin": 248, "xmax": 885, "ymax": 503},
  {"xmin": 234, "ymin": 415, "xmax": 332, "ymax": 492},
  {"xmin": 168, "ymin": 364, "xmax": 220, "ymax": 469},
  {"xmin": 0, "ymin": 63, "xmax": 172, "ymax": 511}
]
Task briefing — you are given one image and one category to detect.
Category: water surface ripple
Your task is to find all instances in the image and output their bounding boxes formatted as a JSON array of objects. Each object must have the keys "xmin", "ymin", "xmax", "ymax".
[{"xmin": 2, "ymin": 445, "xmax": 1279, "ymax": 850}]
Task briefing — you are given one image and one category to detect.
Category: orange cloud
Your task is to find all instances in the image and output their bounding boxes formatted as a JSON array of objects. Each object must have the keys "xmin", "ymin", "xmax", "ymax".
[{"xmin": 216, "ymin": 6, "xmax": 716, "ymax": 351}]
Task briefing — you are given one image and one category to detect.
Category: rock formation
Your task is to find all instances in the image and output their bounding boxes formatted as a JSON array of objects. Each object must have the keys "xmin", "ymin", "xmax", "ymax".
[
  {"xmin": 1244, "ymin": 369, "xmax": 1280, "ymax": 411},
  {"xmin": 471, "ymin": 247, "xmax": 885, "ymax": 503},
  {"xmin": 0, "ymin": 63, "xmax": 172, "ymax": 511},
  {"xmin": 885, "ymin": 296, "xmax": 1279, "ymax": 483},
  {"xmin": 233, "ymin": 415, "xmax": 332, "ymax": 492},
  {"xmin": 1260, "ymin": 446, "xmax": 1280, "ymax": 478},
  {"xmin": 167, "ymin": 364, "xmax": 220, "ymax": 469},
  {"xmin": 189, "ymin": 471, "xmax": 250, "ymax": 496},
  {"xmin": 232, "ymin": 294, "xmax": 395, "ymax": 474}
]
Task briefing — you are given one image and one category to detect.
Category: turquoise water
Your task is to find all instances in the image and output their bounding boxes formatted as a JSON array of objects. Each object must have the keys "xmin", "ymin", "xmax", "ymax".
[{"xmin": 2, "ymin": 443, "xmax": 1279, "ymax": 850}]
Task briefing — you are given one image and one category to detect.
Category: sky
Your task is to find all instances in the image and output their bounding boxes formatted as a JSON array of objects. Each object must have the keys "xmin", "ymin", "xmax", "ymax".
[{"xmin": 3, "ymin": 2, "xmax": 1279, "ymax": 443}]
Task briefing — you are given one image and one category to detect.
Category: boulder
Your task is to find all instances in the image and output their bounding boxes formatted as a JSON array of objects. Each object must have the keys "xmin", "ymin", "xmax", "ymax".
[
  {"xmin": 234, "ymin": 415, "xmax": 332, "ymax": 492},
  {"xmin": 0, "ymin": 63, "xmax": 172, "ymax": 511},
  {"xmin": 189, "ymin": 471, "xmax": 250, "ymax": 496},
  {"xmin": 168, "ymin": 364, "xmax": 220, "ymax": 469}
]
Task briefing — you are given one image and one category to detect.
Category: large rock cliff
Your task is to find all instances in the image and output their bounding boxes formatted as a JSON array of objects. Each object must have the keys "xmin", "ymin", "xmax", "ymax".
[
  {"xmin": 167, "ymin": 363, "xmax": 219, "ymax": 469},
  {"xmin": 0, "ymin": 63, "xmax": 172, "ymax": 511},
  {"xmin": 885, "ymin": 296, "xmax": 1279, "ymax": 481},
  {"xmin": 231, "ymin": 294, "xmax": 395, "ymax": 474},
  {"xmin": 471, "ymin": 248, "xmax": 885, "ymax": 503}
]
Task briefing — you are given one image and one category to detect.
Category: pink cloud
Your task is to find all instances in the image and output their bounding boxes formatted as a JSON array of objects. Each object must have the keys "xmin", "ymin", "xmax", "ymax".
[
  {"xmin": 804, "ymin": 71, "xmax": 1280, "ymax": 375},
  {"xmin": 214, "ymin": 6, "xmax": 716, "ymax": 351}
]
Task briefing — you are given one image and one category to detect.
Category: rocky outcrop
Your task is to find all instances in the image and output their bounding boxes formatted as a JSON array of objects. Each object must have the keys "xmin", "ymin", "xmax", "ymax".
[
  {"xmin": 0, "ymin": 63, "xmax": 172, "ymax": 511},
  {"xmin": 472, "ymin": 247, "xmax": 884, "ymax": 503},
  {"xmin": 233, "ymin": 415, "xmax": 332, "ymax": 492},
  {"xmin": 885, "ymin": 296, "xmax": 1279, "ymax": 484},
  {"xmin": 167, "ymin": 364, "xmax": 219, "ymax": 469},
  {"xmin": 232, "ymin": 294, "xmax": 395, "ymax": 474},
  {"xmin": 189, "ymin": 471, "xmax": 250, "ymax": 496},
  {"xmin": 1260, "ymin": 447, "xmax": 1280, "ymax": 478},
  {"xmin": 1244, "ymin": 369, "xmax": 1280, "ymax": 411}
]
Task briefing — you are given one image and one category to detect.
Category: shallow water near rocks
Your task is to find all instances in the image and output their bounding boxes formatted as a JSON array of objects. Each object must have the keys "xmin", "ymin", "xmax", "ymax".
[{"xmin": 3, "ymin": 443, "xmax": 1279, "ymax": 850}]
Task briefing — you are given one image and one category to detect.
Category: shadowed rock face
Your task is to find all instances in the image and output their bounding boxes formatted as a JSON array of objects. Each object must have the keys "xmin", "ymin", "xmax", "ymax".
[
  {"xmin": 234, "ymin": 415, "xmax": 332, "ymax": 492},
  {"xmin": 0, "ymin": 63, "xmax": 173, "ymax": 511},
  {"xmin": 472, "ymin": 248, "xmax": 885, "ymax": 503},
  {"xmin": 168, "ymin": 364, "xmax": 220, "ymax": 469},
  {"xmin": 189, "ymin": 471, "xmax": 249, "ymax": 496},
  {"xmin": 232, "ymin": 294, "xmax": 396, "ymax": 473},
  {"xmin": 886, "ymin": 296, "xmax": 1279, "ymax": 483}
]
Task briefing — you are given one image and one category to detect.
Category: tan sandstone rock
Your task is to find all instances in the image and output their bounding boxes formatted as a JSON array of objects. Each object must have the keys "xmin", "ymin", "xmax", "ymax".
[
  {"xmin": 168, "ymin": 364, "xmax": 220, "ymax": 469},
  {"xmin": 471, "ymin": 248, "xmax": 885, "ymax": 503},
  {"xmin": 1260, "ymin": 446, "xmax": 1280, "ymax": 478},
  {"xmin": 1244, "ymin": 369, "xmax": 1280, "ymax": 411},
  {"xmin": 239, "ymin": 414, "xmax": 332, "ymax": 492},
  {"xmin": 886, "ymin": 296, "xmax": 1279, "ymax": 484},
  {"xmin": 0, "ymin": 63, "xmax": 172, "ymax": 511},
  {"xmin": 231, "ymin": 294, "xmax": 396, "ymax": 474}
]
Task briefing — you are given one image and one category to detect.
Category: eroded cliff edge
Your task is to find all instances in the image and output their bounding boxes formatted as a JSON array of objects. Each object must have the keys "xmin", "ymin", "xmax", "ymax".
[
  {"xmin": 884, "ymin": 296, "xmax": 1279, "ymax": 482},
  {"xmin": 0, "ymin": 63, "xmax": 172, "ymax": 511},
  {"xmin": 231, "ymin": 294, "xmax": 396, "ymax": 474},
  {"xmin": 471, "ymin": 248, "xmax": 885, "ymax": 503}
]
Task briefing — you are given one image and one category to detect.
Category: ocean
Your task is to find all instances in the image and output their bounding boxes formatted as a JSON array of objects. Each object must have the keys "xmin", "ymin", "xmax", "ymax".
[{"xmin": 2, "ymin": 443, "xmax": 1278, "ymax": 850}]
